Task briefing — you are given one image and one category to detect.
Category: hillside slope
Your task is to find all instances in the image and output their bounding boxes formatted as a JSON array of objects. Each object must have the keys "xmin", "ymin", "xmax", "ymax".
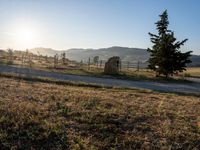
[{"xmin": 29, "ymin": 47, "xmax": 200, "ymax": 66}]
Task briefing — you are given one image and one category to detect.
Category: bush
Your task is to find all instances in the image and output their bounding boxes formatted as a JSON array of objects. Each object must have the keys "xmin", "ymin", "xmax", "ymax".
[{"xmin": 184, "ymin": 73, "xmax": 191, "ymax": 77}]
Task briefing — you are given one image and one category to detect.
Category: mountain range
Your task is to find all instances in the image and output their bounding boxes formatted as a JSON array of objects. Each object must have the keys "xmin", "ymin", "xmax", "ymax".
[{"xmin": 29, "ymin": 46, "xmax": 200, "ymax": 67}]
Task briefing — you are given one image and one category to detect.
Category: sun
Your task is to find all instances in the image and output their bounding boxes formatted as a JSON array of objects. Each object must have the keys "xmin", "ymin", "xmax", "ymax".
[
  {"xmin": 17, "ymin": 28, "xmax": 35, "ymax": 42},
  {"xmin": 14, "ymin": 27, "xmax": 37, "ymax": 49}
]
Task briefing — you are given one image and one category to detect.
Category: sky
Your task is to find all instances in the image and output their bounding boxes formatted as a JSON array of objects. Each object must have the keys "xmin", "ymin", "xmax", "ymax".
[{"xmin": 0, "ymin": 0, "xmax": 199, "ymax": 54}]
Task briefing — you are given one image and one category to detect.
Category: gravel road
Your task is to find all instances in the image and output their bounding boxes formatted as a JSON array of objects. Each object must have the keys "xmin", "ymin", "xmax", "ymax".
[{"xmin": 0, "ymin": 65, "xmax": 200, "ymax": 95}]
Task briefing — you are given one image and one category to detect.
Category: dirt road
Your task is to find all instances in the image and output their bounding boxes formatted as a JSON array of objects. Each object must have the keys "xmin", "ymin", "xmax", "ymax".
[{"xmin": 0, "ymin": 65, "xmax": 200, "ymax": 95}]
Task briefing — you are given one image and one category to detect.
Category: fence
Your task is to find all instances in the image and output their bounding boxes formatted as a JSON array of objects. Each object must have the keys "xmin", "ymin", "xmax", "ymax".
[
  {"xmin": 81, "ymin": 58, "xmax": 149, "ymax": 71},
  {"xmin": 0, "ymin": 51, "xmax": 150, "ymax": 72}
]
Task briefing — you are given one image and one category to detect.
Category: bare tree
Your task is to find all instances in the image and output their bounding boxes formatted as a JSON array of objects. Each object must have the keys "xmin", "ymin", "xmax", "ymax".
[
  {"xmin": 93, "ymin": 56, "xmax": 99, "ymax": 64},
  {"xmin": 7, "ymin": 48, "xmax": 13, "ymax": 65},
  {"xmin": 54, "ymin": 54, "xmax": 59, "ymax": 68},
  {"xmin": 61, "ymin": 53, "xmax": 66, "ymax": 64}
]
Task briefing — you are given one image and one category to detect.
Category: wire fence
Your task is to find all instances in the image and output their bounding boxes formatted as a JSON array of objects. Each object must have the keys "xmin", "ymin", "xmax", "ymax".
[
  {"xmin": 80, "ymin": 58, "xmax": 149, "ymax": 71},
  {"xmin": 0, "ymin": 51, "xmax": 150, "ymax": 72}
]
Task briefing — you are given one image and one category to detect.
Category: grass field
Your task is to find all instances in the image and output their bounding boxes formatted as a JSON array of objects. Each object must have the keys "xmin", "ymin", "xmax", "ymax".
[
  {"xmin": 0, "ymin": 76, "xmax": 199, "ymax": 149},
  {"xmin": 183, "ymin": 67, "xmax": 200, "ymax": 78}
]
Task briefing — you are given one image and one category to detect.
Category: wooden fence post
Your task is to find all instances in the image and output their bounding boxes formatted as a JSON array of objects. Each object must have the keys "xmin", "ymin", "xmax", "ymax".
[
  {"xmin": 96, "ymin": 61, "xmax": 98, "ymax": 68},
  {"xmin": 88, "ymin": 57, "xmax": 90, "ymax": 70},
  {"xmin": 100, "ymin": 60, "xmax": 102, "ymax": 68},
  {"xmin": 80, "ymin": 60, "xmax": 83, "ymax": 67},
  {"xmin": 21, "ymin": 54, "xmax": 24, "ymax": 66},
  {"xmin": 137, "ymin": 61, "xmax": 140, "ymax": 71},
  {"xmin": 127, "ymin": 61, "xmax": 130, "ymax": 70}
]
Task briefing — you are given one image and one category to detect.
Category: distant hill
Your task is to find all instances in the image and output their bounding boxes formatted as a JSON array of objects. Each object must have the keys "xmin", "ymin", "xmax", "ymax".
[
  {"xmin": 29, "ymin": 46, "xmax": 200, "ymax": 67},
  {"xmin": 190, "ymin": 55, "xmax": 200, "ymax": 67},
  {"xmin": 30, "ymin": 46, "xmax": 149, "ymax": 62},
  {"xmin": 29, "ymin": 47, "xmax": 58, "ymax": 57},
  {"xmin": 65, "ymin": 47, "xmax": 149, "ymax": 63}
]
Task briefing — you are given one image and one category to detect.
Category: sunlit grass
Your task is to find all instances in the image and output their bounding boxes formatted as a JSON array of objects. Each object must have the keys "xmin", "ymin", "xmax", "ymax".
[
  {"xmin": 0, "ymin": 76, "xmax": 199, "ymax": 149},
  {"xmin": 183, "ymin": 67, "xmax": 200, "ymax": 78}
]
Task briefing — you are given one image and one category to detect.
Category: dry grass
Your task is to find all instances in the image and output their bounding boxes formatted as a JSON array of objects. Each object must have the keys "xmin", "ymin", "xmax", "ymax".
[
  {"xmin": 183, "ymin": 67, "xmax": 200, "ymax": 78},
  {"xmin": 0, "ymin": 77, "xmax": 199, "ymax": 149}
]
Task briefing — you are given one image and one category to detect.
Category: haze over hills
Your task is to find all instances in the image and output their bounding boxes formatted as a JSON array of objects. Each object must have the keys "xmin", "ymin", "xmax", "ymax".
[
  {"xmin": 29, "ymin": 46, "xmax": 149, "ymax": 62},
  {"xmin": 29, "ymin": 46, "xmax": 200, "ymax": 66}
]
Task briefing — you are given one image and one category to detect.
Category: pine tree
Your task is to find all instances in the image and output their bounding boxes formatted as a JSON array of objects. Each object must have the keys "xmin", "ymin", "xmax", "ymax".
[{"xmin": 147, "ymin": 10, "xmax": 192, "ymax": 78}]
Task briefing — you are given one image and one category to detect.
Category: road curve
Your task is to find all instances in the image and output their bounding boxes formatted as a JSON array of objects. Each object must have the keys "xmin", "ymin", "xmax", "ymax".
[{"xmin": 0, "ymin": 65, "xmax": 200, "ymax": 95}]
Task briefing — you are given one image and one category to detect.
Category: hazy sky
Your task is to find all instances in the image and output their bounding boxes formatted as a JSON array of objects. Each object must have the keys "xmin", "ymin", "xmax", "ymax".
[{"xmin": 0, "ymin": 0, "xmax": 199, "ymax": 54}]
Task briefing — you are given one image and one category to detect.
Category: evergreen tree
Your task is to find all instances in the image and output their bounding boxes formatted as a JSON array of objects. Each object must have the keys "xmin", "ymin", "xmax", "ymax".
[{"xmin": 147, "ymin": 10, "xmax": 192, "ymax": 78}]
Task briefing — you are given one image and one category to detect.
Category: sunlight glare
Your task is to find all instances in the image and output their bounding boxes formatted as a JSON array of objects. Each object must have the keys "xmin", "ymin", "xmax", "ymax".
[{"xmin": 14, "ymin": 27, "xmax": 37, "ymax": 49}]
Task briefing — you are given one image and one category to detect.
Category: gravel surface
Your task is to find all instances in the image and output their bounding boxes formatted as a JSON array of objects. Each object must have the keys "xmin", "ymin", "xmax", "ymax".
[{"xmin": 0, "ymin": 65, "xmax": 200, "ymax": 95}]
